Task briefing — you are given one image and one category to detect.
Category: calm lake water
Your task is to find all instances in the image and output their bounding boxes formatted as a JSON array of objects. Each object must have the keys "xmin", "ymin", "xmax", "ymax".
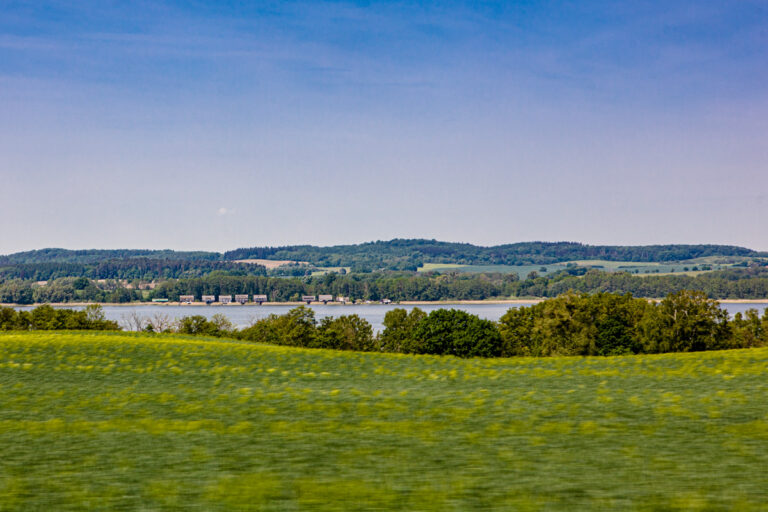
[{"xmin": 14, "ymin": 302, "xmax": 768, "ymax": 332}]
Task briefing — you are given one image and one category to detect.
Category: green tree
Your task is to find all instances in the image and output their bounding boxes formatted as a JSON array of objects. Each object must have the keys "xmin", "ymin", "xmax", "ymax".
[
  {"xmin": 639, "ymin": 290, "xmax": 731, "ymax": 353},
  {"xmin": 73, "ymin": 277, "xmax": 89, "ymax": 290},
  {"xmin": 315, "ymin": 315, "xmax": 375, "ymax": 351},
  {"xmin": 412, "ymin": 309, "xmax": 502, "ymax": 358},
  {"xmin": 724, "ymin": 308, "xmax": 767, "ymax": 348},
  {"xmin": 177, "ymin": 316, "xmax": 223, "ymax": 337},
  {"xmin": 239, "ymin": 306, "xmax": 317, "ymax": 347},
  {"xmin": 380, "ymin": 308, "xmax": 427, "ymax": 353},
  {"xmin": 499, "ymin": 292, "xmax": 649, "ymax": 356},
  {"xmin": 498, "ymin": 306, "xmax": 536, "ymax": 356}
]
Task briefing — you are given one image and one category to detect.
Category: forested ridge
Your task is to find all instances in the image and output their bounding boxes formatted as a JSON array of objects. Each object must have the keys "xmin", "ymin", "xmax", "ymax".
[
  {"xmin": 225, "ymin": 240, "xmax": 763, "ymax": 269},
  {"xmin": 4, "ymin": 265, "xmax": 768, "ymax": 304},
  {"xmin": 2, "ymin": 240, "xmax": 762, "ymax": 270},
  {"xmin": 0, "ymin": 258, "xmax": 266, "ymax": 281},
  {"xmin": 0, "ymin": 248, "xmax": 219, "ymax": 264},
  {"xmin": 2, "ymin": 240, "xmax": 768, "ymax": 304}
]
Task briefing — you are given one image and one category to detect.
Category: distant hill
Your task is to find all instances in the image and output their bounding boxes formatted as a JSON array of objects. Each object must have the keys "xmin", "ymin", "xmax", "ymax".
[
  {"xmin": 2, "ymin": 241, "xmax": 763, "ymax": 272},
  {"xmin": 0, "ymin": 248, "xmax": 220, "ymax": 265},
  {"xmin": 223, "ymin": 239, "xmax": 763, "ymax": 271}
]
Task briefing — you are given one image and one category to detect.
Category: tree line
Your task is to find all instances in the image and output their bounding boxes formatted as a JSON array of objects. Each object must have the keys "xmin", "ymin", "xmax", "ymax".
[
  {"xmin": 4, "ymin": 291, "xmax": 767, "ymax": 357},
  {"xmin": 5, "ymin": 266, "xmax": 768, "ymax": 304},
  {"xmin": 109, "ymin": 291, "xmax": 768, "ymax": 357},
  {"xmin": 223, "ymin": 239, "xmax": 763, "ymax": 269},
  {"xmin": 0, "ymin": 248, "xmax": 219, "ymax": 265},
  {"xmin": 518, "ymin": 266, "xmax": 768, "ymax": 299},
  {"xmin": 4, "ymin": 240, "xmax": 762, "ymax": 272},
  {"xmin": 231, "ymin": 291, "xmax": 768, "ymax": 356},
  {"xmin": 0, "ymin": 258, "xmax": 267, "ymax": 281},
  {"xmin": 0, "ymin": 305, "xmax": 119, "ymax": 331}
]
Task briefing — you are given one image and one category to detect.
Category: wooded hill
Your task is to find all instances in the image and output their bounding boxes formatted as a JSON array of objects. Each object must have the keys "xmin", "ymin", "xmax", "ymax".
[
  {"xmin": 0, "ymin": 248, "xmax": 219, "ymax": 265},
  {"xmin": 2, "ymin": 240, "xmax": 764, "ymax": 273}
]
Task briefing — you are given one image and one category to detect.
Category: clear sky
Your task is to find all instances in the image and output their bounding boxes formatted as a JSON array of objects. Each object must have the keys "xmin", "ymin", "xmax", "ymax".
[{"xmin": 1, "ymin": 0, "xmax": 767, "ymax": 254}]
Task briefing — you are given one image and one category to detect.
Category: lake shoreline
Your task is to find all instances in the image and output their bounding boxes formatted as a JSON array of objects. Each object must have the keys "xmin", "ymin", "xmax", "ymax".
[{"xmin": 4, "ymin": 298, "xmax": 768, "ymax": 307}]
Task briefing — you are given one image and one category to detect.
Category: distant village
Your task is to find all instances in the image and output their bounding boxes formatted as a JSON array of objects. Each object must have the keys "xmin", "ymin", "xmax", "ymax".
[{"xmin": 164, "ymin": 295, "xmax": 393, "ymax": 305}]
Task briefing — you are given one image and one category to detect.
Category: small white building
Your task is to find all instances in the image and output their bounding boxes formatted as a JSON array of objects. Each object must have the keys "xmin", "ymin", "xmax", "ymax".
[
  {"xmin": 219, "ymin": 295, "xmax": 232, "ymax": 304},
  {"xmin": 202, "ymin": 295, "xmax": 216, "ymax": 304},
  {"xmin": 253, "ymin": 294, "xmax": 268, "ymax": 304},
  {"xmin": 235, "ymin": 294, "xmax": 249, "ymax": 304},
  {"xmin": 179, "ymin": 295, "xmax": 194, "ymax": 304},
  {"xmin": 318, "ymin": 294, "xmax": 333, "ymax": 304},
  {"xmin": 302, "ymin": 295, "xmax": 316, "ymax": 304}
]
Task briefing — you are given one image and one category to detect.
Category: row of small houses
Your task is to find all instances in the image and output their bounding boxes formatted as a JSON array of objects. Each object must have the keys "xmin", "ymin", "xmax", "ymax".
[{"xmin": 169, "ymin": 295, "xmax": 388, "ymax": 305}]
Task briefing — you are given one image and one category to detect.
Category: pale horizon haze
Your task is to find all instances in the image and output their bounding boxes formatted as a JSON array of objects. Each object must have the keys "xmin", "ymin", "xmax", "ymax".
[{"xmin": 1, "ymin": 1, "xmax": 767, "ymax": 254}]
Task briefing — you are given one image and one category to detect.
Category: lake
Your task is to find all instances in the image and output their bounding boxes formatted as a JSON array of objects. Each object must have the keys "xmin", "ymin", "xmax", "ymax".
[{"xmin": 14, "ymin": 302, "xmax": 768, "ymax": 332}]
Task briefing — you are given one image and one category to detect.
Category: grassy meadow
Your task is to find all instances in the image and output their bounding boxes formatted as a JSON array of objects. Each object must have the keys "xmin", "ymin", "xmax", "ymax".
[
  {"xmin": 1, "ymin": 332, "xmax": 768, "ymax": 510},
  {"xmin": 418, "ymin": 259, "xmax": 740, "ymax": 278}
]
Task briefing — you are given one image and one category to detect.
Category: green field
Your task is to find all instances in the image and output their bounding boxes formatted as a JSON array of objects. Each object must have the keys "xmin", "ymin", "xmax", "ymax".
[
  {"xmin": 418, "ymin": 259, "xmax": 742, "ymax": 278},
  {"xmin": 2, "ymin": 332, "xmax": 768, "ymax": 510},
  {"xmin": 311, "ymin": 266, "xmax": 352, "ymax": 277}
]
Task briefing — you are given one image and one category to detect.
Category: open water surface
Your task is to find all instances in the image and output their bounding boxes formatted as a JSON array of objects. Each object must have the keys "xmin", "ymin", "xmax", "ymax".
[{"xmin": 13, "ymin": 302, "xmax": 768, "ymax": 332}]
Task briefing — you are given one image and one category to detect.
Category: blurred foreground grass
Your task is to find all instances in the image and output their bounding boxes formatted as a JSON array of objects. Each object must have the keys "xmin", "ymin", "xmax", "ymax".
[{"xmin": 1, "ymin": 331, "xmax": 767, "ymax": 510}]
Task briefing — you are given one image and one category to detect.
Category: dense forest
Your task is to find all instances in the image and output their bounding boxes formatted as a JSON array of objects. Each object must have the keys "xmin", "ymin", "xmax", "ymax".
[
  {"xmin": 3, "ymin": 265, "xmax": 768, "ymax": 304},
  {"xmin": 2, "ymin": 240, "xmax": 768, "ymax": 304},
  {"xmin": 148, "ymin": 266, "xmax": 768, "ymax": 302},
  {"xmin": 0, "ymin": 258, "xmax": 266, "ymax": 281},
  {"xmin": 2, "ymin": 240, "xmax": 763, "ymax": 272},
  {"xmin": 222, "ymin": 240, "xmax": 763, "ymax": 269},
  {"xmin": 0, "ymin": 248, "xmax": 219, "ymax": 265}
]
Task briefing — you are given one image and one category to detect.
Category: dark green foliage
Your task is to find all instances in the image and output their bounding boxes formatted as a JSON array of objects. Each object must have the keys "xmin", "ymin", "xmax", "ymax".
[
  {"xmin": 6, "ymin": 264, "xmax": 762, "ymax": 305},
  {"xmin": 0, "ymin": 258, "xmax": 266, "ymax": 281},
  {"xmin": 380, "ymin": 308, "xmax": 427, "ymax": 353},
  {"xmin": 411, "ymin": 309, "xmax": 503, "ymax": 358},
  {"xmin": 499, "ymin": 291, "xmax": 760, "ymax": 357},
  {"xmin": 72, "ymin": 277, "xmax": 89, "ymax": 290},
  {"xmin": 223, "ymin": 239, "xmax": 762, "ymax": 268},
  {"xmin": 0, "ymin": 304, "xmax": 119, "ymax": 331},
  {"xmin": 0, "ymin": 248, "xmax": 220, "ymax": 264},
  {"xmin": 516, "ymin": 266, "xmax": 768, "ymax": 300},
  {"xmin": 314, "ymin": 315, "xmax": 376, "ymax": 351},
  {"xmin": 176, "ymin": 314, "xmax": 235, "ymax": 337},
  {"xmin": 3, "ymin": 240, "xmax": 768, "ymax": 304},
  {"xmin": 5, "ymin": 241, "xmax": 759, "ymax": 272},
  {"xmin": 730, "ymin": 308, "xmax": 768, "ymax": 348},
  {"xmin": 499, "ymin": 292, "xmax": 649, "ymax": 357},
  {"xmin": 238, "ymin": 306, "xmax": 317, "ymax": 347},
  {"xmin": 4, "ymin": 290, "xmax": 767, "ymax": 358},
  {"xmin": 0, "ymin": 280, "xmax": 35, "ymax": 304},
  {"xmin": 148, "ymin": 272, "xmax": 508, "ymax": 303},
  {"xmin": 638, "ymin": 290, "xmax": 731, "ymax": 353}
]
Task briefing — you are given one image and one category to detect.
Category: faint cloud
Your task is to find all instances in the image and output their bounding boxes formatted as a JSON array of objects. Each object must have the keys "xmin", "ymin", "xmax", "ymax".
[{"xmin": 217, "ymin": 207, "xmax": 235, "ymax": 216}]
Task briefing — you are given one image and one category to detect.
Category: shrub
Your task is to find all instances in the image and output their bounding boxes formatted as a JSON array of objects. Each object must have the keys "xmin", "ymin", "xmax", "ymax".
[
  {"xmin": 314, "ymin": 315, "xmax": 376, "ymax": 351},
  {"xmin": 239, "ymin": 306, "xmax": 317, "ymax": 347},
  {"xmin": 380, "ymin": 308, "xmax": 426, "ymax": 353},
  {"xmin": 412, "ymin": 309, "xmax": 502, "ymax": 358}
]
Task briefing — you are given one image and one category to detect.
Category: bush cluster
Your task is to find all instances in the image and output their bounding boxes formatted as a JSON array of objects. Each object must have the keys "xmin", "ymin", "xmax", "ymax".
[
  {"xmin": 0, "ymin": 305, "xmax": 119, "ymax": 331},
  {"xmin": 168, "ymin": 290, "xmax": 768, "ymax": 358},
  {"xmin": 4, "ymin": 290, "xmax": 768, "ymax": 358}
]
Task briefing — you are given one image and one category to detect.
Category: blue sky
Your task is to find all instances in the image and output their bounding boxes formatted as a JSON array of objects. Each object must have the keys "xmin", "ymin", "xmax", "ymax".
[{"xmin": 1, "ymin": 0, "xmax": 767, "ymax": 253}]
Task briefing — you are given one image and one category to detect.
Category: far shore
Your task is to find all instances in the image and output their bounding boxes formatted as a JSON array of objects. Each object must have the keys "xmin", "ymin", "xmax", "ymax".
[{"xmin": 3, "ymin": 298, "xmax": 768, "ymax": 307}]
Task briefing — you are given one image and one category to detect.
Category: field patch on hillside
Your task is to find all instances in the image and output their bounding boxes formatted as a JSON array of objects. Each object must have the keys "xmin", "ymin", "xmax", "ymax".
[
  {"xmin": 1, "ymin": 332, "xmax": 768, "ymax": 510},
  {"xmin": 418, "ymin": 259, "xmax": 744, "ymax": 278}
]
